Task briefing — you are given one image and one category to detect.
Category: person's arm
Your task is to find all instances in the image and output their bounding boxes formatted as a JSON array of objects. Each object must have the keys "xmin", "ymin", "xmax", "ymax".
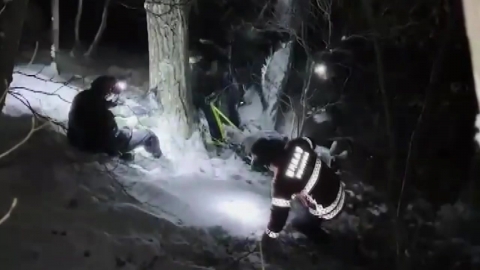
[{"xmin": 265, "ymin": 180, "xmax": 292, "ymax": 238}]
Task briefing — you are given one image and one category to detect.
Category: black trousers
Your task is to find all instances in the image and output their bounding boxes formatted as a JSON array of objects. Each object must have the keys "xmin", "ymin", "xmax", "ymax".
[
  {"xmin": 194, "ymin": 95, "xmax": 223, "ymax": 142},
  {"xmin": 291, "ymin": 205, "xmax": 330, "ymax": 243}
]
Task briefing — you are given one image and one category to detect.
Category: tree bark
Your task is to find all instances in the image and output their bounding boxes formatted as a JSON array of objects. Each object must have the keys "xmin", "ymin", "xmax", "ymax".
[
  {"xmin": 0, "ymin": 0, "xmax": 30, "ymax": 111},
  {"xmin": 145, "ymin": 1, "xmax": 195, "ymax": 138},
  {"xmin": 462, "ymin": 0, "xmax": 480, "ymax": 145},
  {"xmin": 84, "ymin": 0, "xmax": 110, "ymax": 58},
  {"xmin": 51, "ymin": 0, "xmax": 60, "ymax": 73},
  {"xmin": 71, "ymin": 0, "xmax": 84, "ymax": 55}
]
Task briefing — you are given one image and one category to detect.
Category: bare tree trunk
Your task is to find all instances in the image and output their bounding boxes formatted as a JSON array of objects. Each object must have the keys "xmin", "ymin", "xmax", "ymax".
[
  {"xmin": 462, "ymin": 0, "xmax": 480, "ymax": 209},
  {"xmin": 51, "ymin": 0, "xmax": 60, "ymax": 73},
  {"xmin": 71, "ymin": 0, "xmax": 84, "ymax": 56},
  {"xmin": 462, "ymin": 0, "xmax": 480, "ymax": 145},
  {"xmin": 84, "ymin": 0, "xmax": 110, "ymax": 58},
  {"xmin": 145, "ymin": 1, "xmax": 195, "ymax": 138},
  {"xmin": 0, "ymin": 0, "xmax": 30, "ymax": 111}
]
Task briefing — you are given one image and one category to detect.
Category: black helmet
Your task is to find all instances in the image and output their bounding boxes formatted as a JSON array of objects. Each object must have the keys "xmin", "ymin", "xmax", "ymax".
[{"xmin": 249, "ymin": 137, "xmax": 287, "ymax": 168}]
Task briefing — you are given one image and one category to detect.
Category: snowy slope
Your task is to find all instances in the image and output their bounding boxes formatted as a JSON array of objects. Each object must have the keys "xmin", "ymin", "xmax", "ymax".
[
  {"xmin": 0, "ymin": 66, "xmax": 270, "ymax": 269},
  {"xmin": 5, "ymin": 64, "xmax": 273, "ymax": 236},
  {"xmin": 0, "ymin": 64, "xmax": 365, "ymax": 270}
]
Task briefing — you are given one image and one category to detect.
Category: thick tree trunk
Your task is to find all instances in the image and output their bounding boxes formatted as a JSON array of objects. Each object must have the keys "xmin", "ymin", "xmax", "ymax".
[
  {"xmin": 71, "ymin": 0, "xmax": 84, "ymax": 55},
  {"xmin": 462, "ymin": 0, "xmax": 480, "ymax": 145},
  {"xmin": 463, "ymin": 0, "xmax": 480, "ymax": 209},
  {"xmin": 0, "ymin": 0, "xmax": 30, "ymax": 111},
  {"xmin": 85, "ymin": 0, "xmax": 110, "ymax": 58},
  {"xmin": 50, "ymin": 0, "xmax": 60, "ymax": 73},
  {"xmin": 145, "ymin": 1, "xmax": 195, "ymax": 138}
]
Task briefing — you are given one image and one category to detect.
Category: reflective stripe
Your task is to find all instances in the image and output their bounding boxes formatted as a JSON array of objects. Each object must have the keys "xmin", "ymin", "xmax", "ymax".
[
  {"xmin": 302, "ymin": 158, "xmax": 322, "ymax": 193},
  {"xmin": 302, "ymin": 137, "xmax": 314, "ymax": 149},
  {"xmin": 285, "ymin": 147, "xmax": 309, "ymax": 179},
  {"xmin": 310, "ymin": 182, "xmax": 346, "ymax": 219},
  {"xmin": 322, "ymin": 189, "xmax": 345, "ymax": 219},
  {"xmin": 272, "ymin": 198, "xmax": 291, "ymax": 208},
  {"xmin": 265, "ymin": 228, "xmax": 280, "ymax": 238}
]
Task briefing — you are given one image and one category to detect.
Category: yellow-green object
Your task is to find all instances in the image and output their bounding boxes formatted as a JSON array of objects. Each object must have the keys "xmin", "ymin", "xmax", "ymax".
[{"xmin": 205, "ymin": 92, "xmax": 238, "ymax": 146}]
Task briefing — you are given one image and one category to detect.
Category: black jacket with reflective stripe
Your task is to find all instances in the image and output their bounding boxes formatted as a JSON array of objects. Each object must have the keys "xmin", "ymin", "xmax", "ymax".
[{"xmin": 267, "ymin": 137, "xmax": 342, "ymax": 234}]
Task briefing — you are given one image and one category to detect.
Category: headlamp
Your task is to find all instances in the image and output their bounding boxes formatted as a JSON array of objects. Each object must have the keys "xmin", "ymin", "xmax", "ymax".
[{"xmin": 115, "ymin": 81, "xmax": 127, "ymax": 92}]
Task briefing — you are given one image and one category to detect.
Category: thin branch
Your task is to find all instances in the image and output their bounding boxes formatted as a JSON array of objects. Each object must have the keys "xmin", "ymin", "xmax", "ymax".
[
  {"xmin": 27, "ymin": 41, "xmax": 39, "ymax": 67},
  {"xmin": 9, "ymin": 87, "xmax": 71, "ymax": 103},
  {"xmin": 397, "ymin": 3, "xmax": 455, "ymax": 218},
  {"xmin": 0, "ymin": 198, "xmax": 18, "ymax": 226},
  {"xmin": 0, "ymin": 4, "xmax": 6, "ymax": 16},
  {"xmin": 0, "ymin": 116, "xmax": 49, "ymax": 160}
]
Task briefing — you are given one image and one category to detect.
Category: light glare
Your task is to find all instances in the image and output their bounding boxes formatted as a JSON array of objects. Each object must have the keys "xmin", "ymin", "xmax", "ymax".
[
  {"xmin": 217, "ymin": 197, "xmax": 263, "ymax": 225},
  {"xmin": 314, "ymin": 64, "xmax": 327, "ymax": 79},
  {"xmin": 116, "ymin": 81, "xmax": 127, "ymax": 91}
]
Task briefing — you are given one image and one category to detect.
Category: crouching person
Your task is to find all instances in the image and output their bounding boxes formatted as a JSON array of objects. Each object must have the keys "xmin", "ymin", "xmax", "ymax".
[
  {"xmin": 67, "ymin": 75, "xmax": 162, "ymax": 160},
  {"xmin": 249, "ymin": 136, "xmax": 346, "ymax": 252}
]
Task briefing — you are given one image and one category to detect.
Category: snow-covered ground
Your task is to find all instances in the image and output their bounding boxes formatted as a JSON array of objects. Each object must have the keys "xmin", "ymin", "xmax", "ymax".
[
  {"xmin": 4, "ymin": 64, "xmax": 275, "ymax": 236},
  {"xmin": 0, "ymin": 47, "xmax": 373, "ymax": 270},
  {"xmin": 0, "ymin": 64, "xmax": 282, "ymax": 269}
]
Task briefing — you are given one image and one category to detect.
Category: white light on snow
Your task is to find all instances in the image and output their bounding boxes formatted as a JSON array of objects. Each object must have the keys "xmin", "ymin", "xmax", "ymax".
[
  {"xmin": 217, "ymin": 198, "xmax": 262, "ymax": 225},
  {"xmin": 314, "ymin": 64, "xmax": 327, "ymax": 79}
]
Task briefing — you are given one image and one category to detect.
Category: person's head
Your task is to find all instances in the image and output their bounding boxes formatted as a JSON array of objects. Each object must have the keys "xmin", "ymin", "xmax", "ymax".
[
  {"xmin": 90, "ymin": 75, "xmax": 126, "ymax": 100},
  {"xmin": 249, "ymin": 137, "xmax": 287, "ymax": 169}
]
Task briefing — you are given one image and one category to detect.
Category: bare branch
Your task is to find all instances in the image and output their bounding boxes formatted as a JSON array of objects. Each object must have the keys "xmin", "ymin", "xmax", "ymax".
[{"xmin": 0, "ymin": 198, "xmax": 17, "ymax": 226}]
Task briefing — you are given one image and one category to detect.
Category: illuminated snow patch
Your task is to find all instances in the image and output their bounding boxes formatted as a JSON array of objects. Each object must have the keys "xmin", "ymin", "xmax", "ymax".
[{"xmin": 214, "ymin": 194, "xmax": 266, "ymax": 229}]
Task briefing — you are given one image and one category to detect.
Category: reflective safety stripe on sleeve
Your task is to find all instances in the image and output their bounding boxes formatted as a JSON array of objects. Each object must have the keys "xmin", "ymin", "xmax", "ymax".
[
  {"xmin": 272, "ymin": 197, "xmax": 291, "ymax": 207},
  {"xmin": 265, "ymin": 228, "xmax": 280, "ymax": 238}
]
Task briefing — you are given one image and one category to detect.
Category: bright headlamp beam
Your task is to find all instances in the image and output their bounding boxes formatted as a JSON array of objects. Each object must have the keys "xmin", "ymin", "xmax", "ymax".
[
  {"xmin": 314, "ymin": 64, "xmax": 327, "ymax": 79},
  {"xmin": 116, "ymin": 81, "xmax": 127, "ymax": 91}
]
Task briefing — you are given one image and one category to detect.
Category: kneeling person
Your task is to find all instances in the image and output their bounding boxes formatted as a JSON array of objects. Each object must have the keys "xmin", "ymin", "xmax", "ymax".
[
  {"xmin": 249, "ymin": 136, "xmax": 345, "ymax": 245},
  {"xmin": 67, "ymin": 75, "xmax": 163, "ymax": 159}
]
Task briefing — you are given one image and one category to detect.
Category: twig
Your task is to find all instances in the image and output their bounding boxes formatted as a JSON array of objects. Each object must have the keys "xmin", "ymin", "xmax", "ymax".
[
  {"xmin": 27, "ymin": 41, "xmax": 39, "ymax": 67},
  {"xmin": 0, "ymin": 4, "xmax": 6, "ymax": 16},
  {"xmin": 397, "ymin": 0, "xmax": 455, "ymax": 219},
  {"xmin": 0, "ymin": 116, "xmax": 49, "ymax": 160},
  {"xmin": 259, "ymin": 239, "xmax": 265, "ymax": 270},
  {"xmin": 0, "ymin": 198, "xmax": 18, "ymax": 226},
  {"xmin": 10, "ymin": 87, "xmax": 71, "ymax": 103},
  {"xmin": 7, "ymin": 91, "xmax": 67, "ymax": 131}
]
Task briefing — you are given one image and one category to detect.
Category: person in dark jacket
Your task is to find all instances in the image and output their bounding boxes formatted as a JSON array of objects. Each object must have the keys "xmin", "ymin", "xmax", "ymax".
[
  {"xmin": 249, "ymin": 136, "xmax": 345, "ymax": 248},
  {"xmin": 67, "ymin": 75, "xmax": 162, "ymax": 160},
  {"xmin": 191, "ymin": 54, "xmax": 242, "ymax": 144}
]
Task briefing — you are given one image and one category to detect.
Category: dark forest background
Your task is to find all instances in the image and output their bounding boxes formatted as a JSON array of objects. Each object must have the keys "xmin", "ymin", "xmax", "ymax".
[{"xmin": 15, "ymin": 0, "xmax": 480, "ymax": 268}]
